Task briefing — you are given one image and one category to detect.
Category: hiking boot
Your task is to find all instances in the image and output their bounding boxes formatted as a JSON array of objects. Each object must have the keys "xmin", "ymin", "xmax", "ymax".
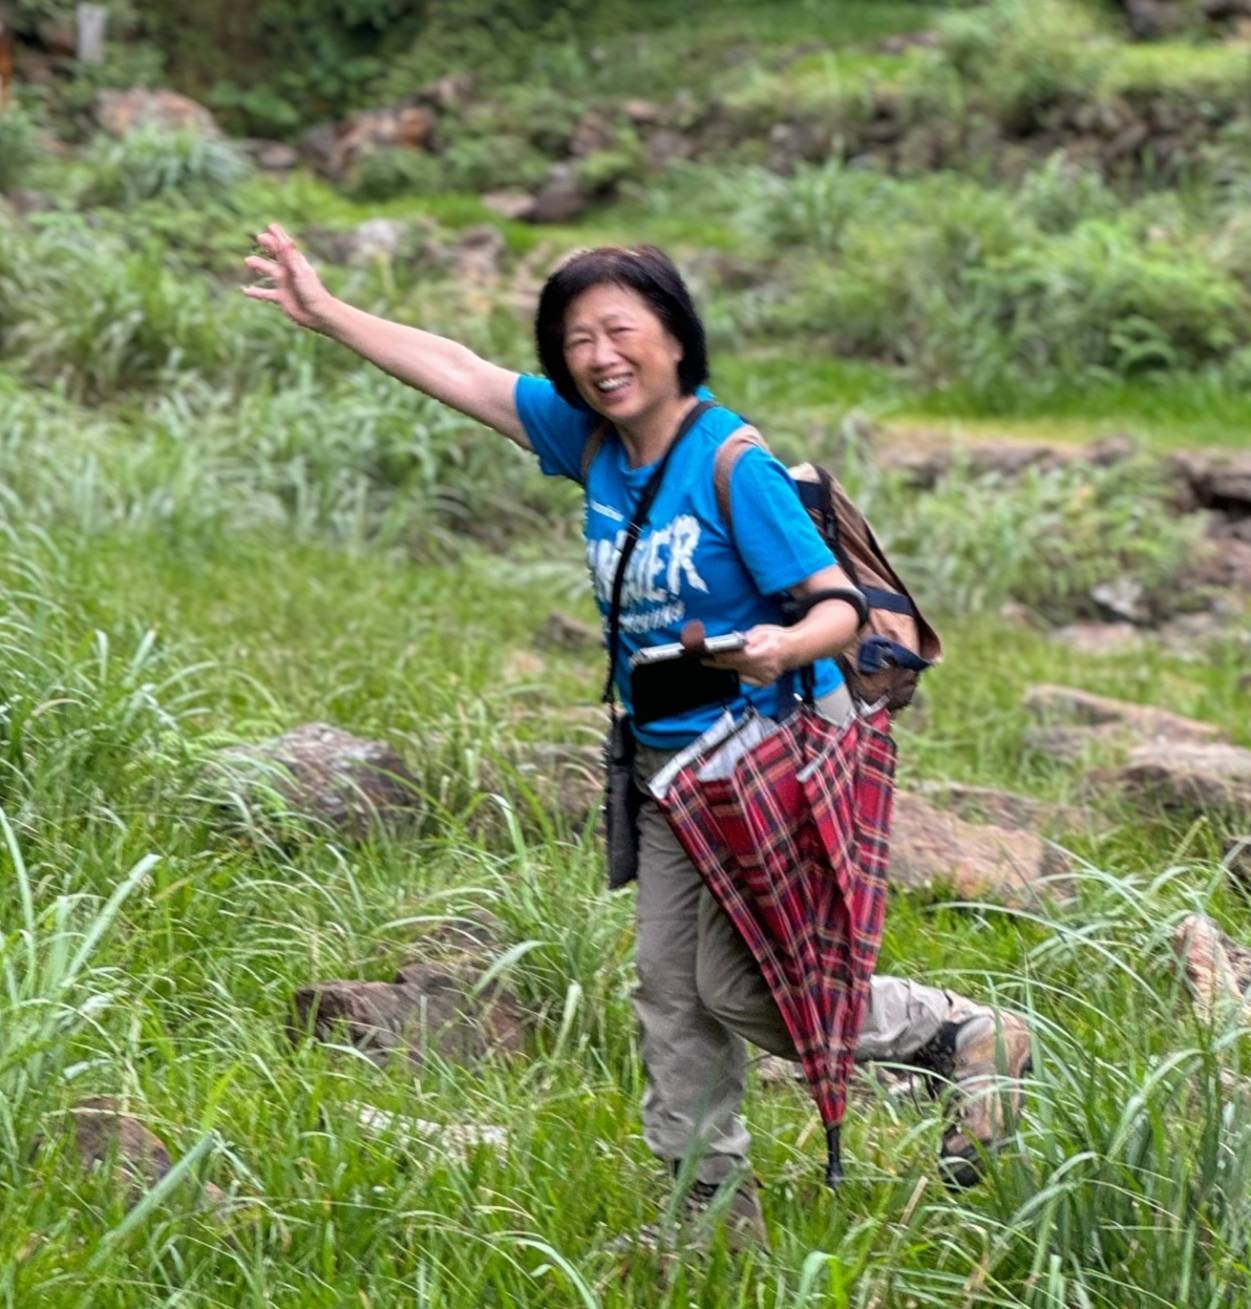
[
  {"xmin": 913, "ymin": 1010, "xmax": 1032, "ymax": 1188},
  {"xmin": 683, "ymin": 1172, "xmax": 770, "ymax": 1252},
  {"xmin": 609, "ymin": 1169, "xmax": 769, "ymax": 1256}
]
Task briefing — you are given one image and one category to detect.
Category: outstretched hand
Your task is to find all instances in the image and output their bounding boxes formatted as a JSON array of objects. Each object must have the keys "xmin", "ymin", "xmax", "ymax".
[{"xmin": 242, "ymin": 223, "xmax": 333, "ymax": 331}]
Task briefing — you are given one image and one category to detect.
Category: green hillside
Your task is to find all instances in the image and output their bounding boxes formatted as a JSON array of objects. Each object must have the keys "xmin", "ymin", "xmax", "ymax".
[{"xmin": 0, "ymin": 1, "xmax": 1249, "ymax": 1304}]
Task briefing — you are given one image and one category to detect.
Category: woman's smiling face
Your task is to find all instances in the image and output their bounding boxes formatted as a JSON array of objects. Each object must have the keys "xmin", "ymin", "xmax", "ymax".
[{"xmin": 562, "ymin": 282, "xmax": 685, "ymax": 424}]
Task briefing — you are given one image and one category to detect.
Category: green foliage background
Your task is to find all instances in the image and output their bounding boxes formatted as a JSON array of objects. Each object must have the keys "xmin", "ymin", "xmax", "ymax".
[{"xmin": 1, "ymin": 1, "xmax": 1250, "ymax": 1305}]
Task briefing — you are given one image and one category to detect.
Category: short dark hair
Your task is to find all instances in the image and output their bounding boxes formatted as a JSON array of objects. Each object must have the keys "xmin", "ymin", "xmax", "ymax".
[{"xmin": 534, "ymin": 245, "xmax": 709, "ymax": 409}]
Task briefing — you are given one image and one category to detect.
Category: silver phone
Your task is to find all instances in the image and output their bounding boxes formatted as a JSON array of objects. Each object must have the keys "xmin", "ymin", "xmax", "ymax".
[{"xmin": 629, "ymin": 631, "xmax": 748, "ymax": 668}]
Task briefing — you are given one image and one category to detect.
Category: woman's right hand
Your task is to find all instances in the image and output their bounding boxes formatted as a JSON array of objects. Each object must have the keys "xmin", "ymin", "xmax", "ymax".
[{"xmin": 243, "ymin": 222, "xmax": 335, "ymax": 332}]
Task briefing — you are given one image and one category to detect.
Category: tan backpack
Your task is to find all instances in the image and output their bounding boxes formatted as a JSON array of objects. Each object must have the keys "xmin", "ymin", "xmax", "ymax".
[{"xmin": 714, "ymin": 427, "xmax": 942, "ymax": 713}]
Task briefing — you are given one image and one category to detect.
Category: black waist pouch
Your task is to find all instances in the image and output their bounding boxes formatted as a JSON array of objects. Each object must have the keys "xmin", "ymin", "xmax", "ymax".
[
  {"xmin": 603, "ymin": 715, "xmax": 644, "ymax": 890},
  {"xmin": 631, "ymin": 658, "xmax": 740, "ymax": 728}
]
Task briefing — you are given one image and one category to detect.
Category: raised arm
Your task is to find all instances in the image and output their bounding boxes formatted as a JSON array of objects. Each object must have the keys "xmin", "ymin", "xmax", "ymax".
[{"xmin": 243, "ymin": 223, "xmax": 530, "ymax": 449}]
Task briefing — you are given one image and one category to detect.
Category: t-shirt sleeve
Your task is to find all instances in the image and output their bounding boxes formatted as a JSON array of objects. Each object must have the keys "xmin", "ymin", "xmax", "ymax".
[
  {"xmin": 728, "ymin": 447, "xmax": 837, "ymax": 595},
  {"xmin": 514, "ymin": 374, "xmax": 598, "ymax": 482}
]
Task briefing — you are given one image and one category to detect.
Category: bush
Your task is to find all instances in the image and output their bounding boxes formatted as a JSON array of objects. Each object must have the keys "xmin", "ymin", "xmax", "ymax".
[
  {"xmin": 1016, "ymin": 152, "xmax": 1121, "ymax": 233},
  {"xmin": 83, "ymin": 127, "xmax": 252, "ymax": 207},
  {"xmin": 967, "ymin": 221, "xmax": 1246, "ymax": 380},
  {"xmin": 438, "ymin": 134, "xmax": 551, "ymax": 193},
  {"xmin": 937, "ymin": 0, "xmax": 1110, "ymax": 131},
  {"xmin": 857, "ymin": 454, "xmax": 1201, "ymax": 620},
  {"xmin": 575, "ymin": 143, "xmax": 643, "ymax": 195},
  {"xmin": 758, "ymin": 172, "xmax": 1030, "ymax": 369},
  {"xmin": 735, "ymin": 161, "xmax": 897, "ymax": 253},
  {"xmin": 0, "ymin": 214, "xmax": 325, "ymax": 399},
  {"xmin": 0, "ymin": 108, "xmax": 42, "ymax": 193},
  {"xmin": 345, "ymin": 148, "xmax": 448, "ymax": 201},
  {"xmin": 206, "ymin": 80, "xmax": 303, "ymax": 138},
  {"xmin": 743, "ymin": 164, "xmax": 1248, "ymax": 388}
]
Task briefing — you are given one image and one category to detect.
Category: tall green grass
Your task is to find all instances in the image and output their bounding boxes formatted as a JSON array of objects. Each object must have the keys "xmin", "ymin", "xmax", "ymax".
[
  {"xmin": 0, "ymin": 508, "xmax": 1247, "ymax": 1306},
  {"xmin": 2, "ymin": 5, "xmax": 1250, "ymax": 1301}
]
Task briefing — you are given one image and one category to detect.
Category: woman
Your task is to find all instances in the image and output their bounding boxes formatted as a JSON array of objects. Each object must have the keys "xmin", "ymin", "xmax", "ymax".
[{"xmin": 244, "ymin": 230, "xmax": 1031, "ymax": 1248}]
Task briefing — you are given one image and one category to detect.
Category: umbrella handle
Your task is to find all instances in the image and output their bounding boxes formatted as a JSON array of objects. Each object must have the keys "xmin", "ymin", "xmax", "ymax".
[{"xmin": 824, "ymin": 1124, "xmax": 843, "ymax": 1189}]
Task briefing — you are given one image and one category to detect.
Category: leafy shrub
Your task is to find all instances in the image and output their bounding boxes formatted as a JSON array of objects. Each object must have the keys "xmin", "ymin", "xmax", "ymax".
[
  {"xmin": 489, "ymin": 83, "xmax": 585, "ymax": 157},
  {"xmin": 346, "ymin": 148, "xmax": 448, "ymax": 201},
  {"xmin": 575, "ymin": 144, "xmax": 643, "ymax": 194},
  {"xmin": 966, "ymin": 221, "xmax": 1245, "ymax": 379},
  {"xmin": 371, "ymin": 2, "xmax": 604, "ymax": 103},
  {"xmin": 83, "ymin": 127, "xmax": 252, "ymax": 207},
  {"xmin": 53, "ymin": 40, "xmax": 168, "ymax": 126},
  {"xmin": 439, "ymin": 134, "xmax": 551, "ymax": 193},
  {"xmin": 937, "ymin": 0, "xmax": 1110, "ymax": 131},
  {"xmin": 736, "ymin": 161, "xmax": 898, "ymax": 253},
  {"xmin": 758, "ymin": 172, "xmax": 1030, "ymax": 368},
  {"xmin": 1016, "ymin": 151, "xmax": 1121, "ymax": 233},
  {"xmin": 0, "ymin": 214, "xmax": 326, "ymax": 399},
  {"xmin": 133, "ymin": 0, "xmax": 422, "ymax": 135},
  {"xmin": 0, "ymin": 108, "xmax": 40, "ymax": 193},
  {"xmin": 206, "ymin": 80, "xmax": 303, "ymax": 138},
  {"xmin": 742, "ymin": 162, "xmax": 1248, "ymax": 388},
  {"xmin": 856, "ymin": 454, "xmax": 1201, "ymax": 619}
]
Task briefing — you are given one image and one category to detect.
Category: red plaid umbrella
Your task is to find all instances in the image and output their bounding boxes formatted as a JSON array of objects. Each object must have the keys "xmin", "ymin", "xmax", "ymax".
[{"xmin": 651, "ymin": 703, "xmax": 896, "ymax": 1186}]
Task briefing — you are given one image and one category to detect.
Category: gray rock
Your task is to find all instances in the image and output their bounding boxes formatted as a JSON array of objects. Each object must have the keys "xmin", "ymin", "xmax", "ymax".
[
  {"xmin": 481, "ymin": 190, "xmax": 537, "ymax": 222},
  {"xmin": 873, "ymin": 431, "xmax": 1135, "ymax": 489},
  {"xmin": 1203, "ymin": 0, "xmax": 1251, "ymax": 20},
  {"xmin": 1173, "ymin": 913, "xmax": 1251, "ymax": 1021},
  {"xmin": 347, "ymin": 1101, "xmax": 508, "ymax": 1160},
  {"xmin": 570, "ymin": 109, "xmax": 616, "ymax": 158},
  {"xmin": 890, "ymin": 792, "xmax": 1072, "ymax": 907},
  {"xmin": 303, "ymin": 218, "xmax": 421, "ymax": 266},
  {"xmin": 909, "ymin": 781, "xmax": 1091, "ymax": 834},
  {"xmin": 1089, "ymin": 741, "xmax": 1251, "ymax": 817},
  {"xmin": 529, "ymin": 165, "xmax": 588, "ymax": 224},
  {"xmin": 623, "ymin": 98, "xmax": 665, "ymax": 126},
  {"xmin": 1171, "ymin": 450, "xmax": 1251, "ymax": 516},
  {"xmin": 644, "ymin": 128, "xmax": 694, "ymax": 170},
  {"xmin": 1117, "ymin": 0, "xmax": 1191, "ymax": 38},
  {"xmin": 450, "ymin": 224, "xmax": 506, "ymax": 284},
  {"xmin": 766, "ymin": 119, "xmax": 834, "ymax": 172},
  {"xmin": 248, "ymin": 139, "xmax": 300, "ymax": 171},
  {"xmin": 512, "ymin": 742, "xmax": 603, "ymax": 825},
  {"xmin": 1225, "ymin": 835, "xmax": 1251, "ymax": 896},
  {"xmin": 1183, "ymin": 536, "xmax": 1251, "ymax": 593},
  {"xmin": 328, "ymin": 104, "xmax": 437, "ymax": 179},
  {"xmin": 1025, "ymin": 685, "xmax": 1219, "ymax": 748},
  {"xmin": 215, "ymin": 722, "xmax": 421, "ymax": 840},
  {"xmin": 1050, "ymin": 622, "xmax": 1144, "ymax": 657},
  {"xmin": 291, "ymin": 959, "xmax": 527, "ymax": 1068},
  {"xmin": 43, "ymin": 1098, "xmax": 226, "ymax": 1211},
  {"xmin": 754, "ymin": 1055, "xmax": 804, "ymax": 1087},
  {"xmin": 999, "ymin": 601, "xmax": 1047, "ymax": 630},
  {"xmin": 298, "ymin": 121, "xmax": 339, "ymax": 174},
  {"xmin": 95, "ymin": 88, "xmax": 220, "ymax": 137},
  {"xmin": 5, "ymin": 188, "xmax": 55, "ymax": 216},
  {"xmin": 1156, "ymin": 604, "xmax": 1251, "ymax": 656},
  {"xmin": 1091, "ymin": 577, "xmax": 1150, "ymax": 625},
  {"xmin": 540, "ymin": 611, "xmax": 600, "ymax": 652},
  {"xmin": 415, "ymin": 73, "xmax": 475, "ymax": 113},
  {"xmin": 1026, "ymin": 724, "xmax": 1134, "ymax": 765}
]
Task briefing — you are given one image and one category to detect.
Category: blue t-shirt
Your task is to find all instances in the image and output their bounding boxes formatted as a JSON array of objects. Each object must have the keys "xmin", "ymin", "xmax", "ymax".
[{"xmin": 515, "ymin": 376, "xmax": 843, "ymax": 748}]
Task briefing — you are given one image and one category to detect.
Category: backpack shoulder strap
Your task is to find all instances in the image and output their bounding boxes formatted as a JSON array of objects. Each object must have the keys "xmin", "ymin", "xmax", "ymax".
[
  {"xmin": 579, "ymin": 420, "xmax": 611, "ymax": 485},
  {"xmin": 712, "ymin": 424, "xmax": 767, "ymax": 527}
]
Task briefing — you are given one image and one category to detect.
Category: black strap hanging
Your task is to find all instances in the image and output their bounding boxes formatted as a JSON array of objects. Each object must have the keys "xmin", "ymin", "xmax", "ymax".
[{"xmin": 601, "ymin": 400, "xmax": 714, "ymax": 708}]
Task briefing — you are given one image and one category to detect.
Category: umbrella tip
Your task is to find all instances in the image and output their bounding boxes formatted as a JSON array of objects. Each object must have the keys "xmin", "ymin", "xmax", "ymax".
[{"xmin": 824, "ymin": 1124, "xmax": 843, "ymax": 1189}]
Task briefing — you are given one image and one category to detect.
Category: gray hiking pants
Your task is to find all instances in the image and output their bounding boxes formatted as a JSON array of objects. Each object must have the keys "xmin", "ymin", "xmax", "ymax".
[{"xmin": 631, "ymin": 700, "xmax": 995, "ymax": 1185}]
